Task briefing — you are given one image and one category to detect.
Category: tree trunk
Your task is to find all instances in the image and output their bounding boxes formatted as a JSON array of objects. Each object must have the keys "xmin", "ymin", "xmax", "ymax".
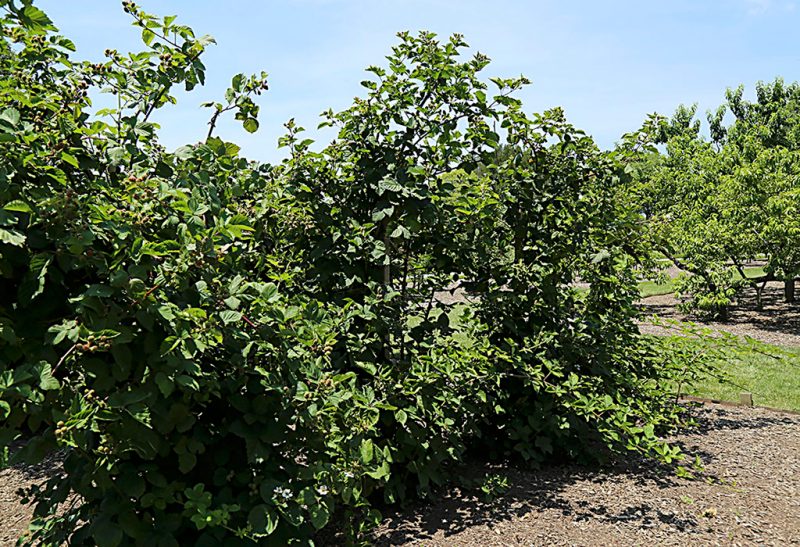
[
  {"xmin": 785, "ymin": 279, "xmax": 796, "ymax": 304},
  {"xmin": 755, "ymin": 282, "xmax": 766, "ymax": 311}
]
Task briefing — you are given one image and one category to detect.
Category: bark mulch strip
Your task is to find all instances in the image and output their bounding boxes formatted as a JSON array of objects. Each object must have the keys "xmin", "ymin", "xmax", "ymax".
[{"xmin": 373, "ymin": 403, "xmax": 800, "ymax": 546}]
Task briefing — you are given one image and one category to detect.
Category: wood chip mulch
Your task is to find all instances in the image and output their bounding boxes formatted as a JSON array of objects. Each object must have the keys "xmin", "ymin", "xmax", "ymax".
[
  {"xmin": 1, "ymin": 405, "xmax": 798, "ymax": 546},
  {"xmin": 0, "ymin": 451, "xmax": 60, "ymax": 546},
  {"xmin": 638, "ymin": 282, "xmax": 800, "ymax": 347},
  {"xmin": 373, "ymin": 403, "xmax": 800, "ymax": 546}
]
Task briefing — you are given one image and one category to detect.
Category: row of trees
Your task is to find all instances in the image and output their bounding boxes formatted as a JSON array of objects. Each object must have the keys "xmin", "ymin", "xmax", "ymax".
[{"xmin": 626, "ymin": 79, "xmax": 800, "ymax": 318}]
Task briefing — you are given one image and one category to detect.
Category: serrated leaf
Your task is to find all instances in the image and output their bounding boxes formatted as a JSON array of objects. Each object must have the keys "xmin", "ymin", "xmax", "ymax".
[
  {"xmin": 55, "ymin": 36, "xmax": 76, "ymax": 51},
  {"xmin": 248, "ymin": 505, "xmax": 279, "ymax": 535},
  {"xmin": 309, "ymin": 503, "xmax": 329, "ymax": 530},
  {"xmin": 141, "ymin": 28, "xmax": 155, "ymax": 46},
  {"xmin": 360, "ymin": 439, "xmax": 374, "ymax": 464},
  {"xmin": 224, "ymin": 142, "xmax": 241, "ymax": 156},
  {"xmin": 19, "ymin": 254, "xmax": 51, "ymax": 303},
  {"xmin": 260, "ymin": 283, "xmax": 279, "ymax": 303},
  {"xmin": 3, "ymin": 200, "xmax": 31, "ymax": 213},
  {"xmin": 21, "ymin": 6, "xmax": 54, "ymax": 30},
  {"xmin": 0, "ymin": 400, "xmax": 10, "ymax": 420},
  {"xmin": 219, "ymin": 310, "xmax": 242, "ymax": 325},
  {"xmin": 61, "ymin": 152, "xmax": 79, "ymax": 168},
  {"xmin": 389, "ymin": 225, "xmax": 409, "ymax": 239},
  {"xmin": 37, "ymin": 362, "xmax": 60, "ymax": 391},
  {"xmin": 365, "ymin": 461, "xmax": 390, "ymax": 480},
  {"xmin": 154, "ymin": 372, "xmax": 174, "ymax": 397},
  {"xmin": 0, "ymin": 228, "xmax": 25, "ymax": 247},
  {"xmin": 157, "ymin": 305, "xmax": 176, "ymax": 322},
  {"xmin": 197, "ymin": 34, "xmax": 217, "ymax": 47},
  {"xmin": 243, "ymin": 118, "xmax": 259, "ymax": 133},
  {"xmin": 0, "ymin": 108, "xmax": 20, "ymax": 128},
  {"xmin": 174, "ymin": 145, "xmax": 195, "ymax": 160}
]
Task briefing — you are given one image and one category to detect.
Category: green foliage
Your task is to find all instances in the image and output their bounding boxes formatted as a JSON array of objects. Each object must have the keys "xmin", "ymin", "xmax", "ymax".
[
  {"xmin": 625, "ymin": 79, "xmax": 800, "ymax": 318},
  {"xmin": 673, "ymin": 270, "xmax": 744, "ymax": 320},
  {"xmin": 0, "ymin": 2, "xmax": 714, "ymax": 545},
  {"xmin": 456, "ymin": 471, "xmax": 510, "ymax": 502}
]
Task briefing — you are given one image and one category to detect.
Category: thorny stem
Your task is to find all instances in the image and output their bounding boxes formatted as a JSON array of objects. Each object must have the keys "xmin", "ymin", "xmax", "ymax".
[
  {"xmin": 53, "ymin": 343, "xmax": 79, "ymax": 374},
  {"xmin": 206, "ymin": 104, "xmax": 234, "ymax": 140}
]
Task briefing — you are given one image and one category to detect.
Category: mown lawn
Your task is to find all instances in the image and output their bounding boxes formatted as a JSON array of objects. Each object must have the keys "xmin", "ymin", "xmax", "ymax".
[
  {"xmin": 638, "ymin": 278, "xmax": 676, "ymax": 298},
  {"xmin": 637, "ymin": 265, "xmax": 766, "ymax": 298},
  {"xmin": 682, "ymin": 342, "xmax": 800, "ymax": 412}
]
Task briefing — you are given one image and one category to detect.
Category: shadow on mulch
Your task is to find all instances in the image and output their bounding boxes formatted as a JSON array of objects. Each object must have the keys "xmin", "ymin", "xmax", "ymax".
[
  {"xmin": 4, "ymin": 443, "xmax": 63, "ymax": 483},
  {"xmin": 688, "ymin": 406, "xmax": 798, "ymax": 433},
  {"xmin": 639, "ymin": 282, "xmax": 800, "ymax": 338},
  {"xmin": 372, "ymin": 463, "xmax": 693, "ymax": 546},
  {"xmin": 371, "ymin": 404, "xmax": 796, "ymax": 546}
]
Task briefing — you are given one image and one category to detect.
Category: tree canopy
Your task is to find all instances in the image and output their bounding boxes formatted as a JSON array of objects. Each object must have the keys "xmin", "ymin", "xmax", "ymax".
[{"xmin": 625, "ymin": 79, "xmax": 800, "ymax": 317}]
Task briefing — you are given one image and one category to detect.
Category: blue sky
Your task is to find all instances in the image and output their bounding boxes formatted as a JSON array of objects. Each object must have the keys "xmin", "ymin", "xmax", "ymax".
[{"xmin": 37, "ymin": 0, "xmax": 800, "ymax": 163}]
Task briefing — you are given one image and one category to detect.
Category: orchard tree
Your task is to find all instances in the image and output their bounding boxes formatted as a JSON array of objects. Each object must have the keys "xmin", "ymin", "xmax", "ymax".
[
  {"xmin": 720, "ymin": 79, "xmax": 800, "ymax": 302},
  {"xmin": 626, "ymin": 80, "xmax": 800, "ymax": 317},
  {"xmin": 624, "ymin": 107, "xmax": 744, "ymax": 317}
]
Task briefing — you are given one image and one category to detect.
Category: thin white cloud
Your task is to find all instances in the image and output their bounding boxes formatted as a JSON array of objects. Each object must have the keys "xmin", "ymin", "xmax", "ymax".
[
  {"xmin": 745, "ymin": 0, "xmax": 772, "ymax": 14},
  {"xmin": 744, "ymin": 0, "xmax": 796, "ymax": 14}
]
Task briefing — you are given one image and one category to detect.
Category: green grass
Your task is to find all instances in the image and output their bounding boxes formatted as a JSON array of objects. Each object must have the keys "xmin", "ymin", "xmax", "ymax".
[
  {"xmin": 638, "ymin": 278, "xmax": 676, "ymax": 298},
  {"xmin": 682, "ymin": 342, "xmax": 800, "ymax": 412},
  {"xmin": 636, "ymin": 265, "xmax": 766, "ymax": 299},
  {"xmin": 738, "ymin": 265, "xmax": 766, "ymax": 279}
]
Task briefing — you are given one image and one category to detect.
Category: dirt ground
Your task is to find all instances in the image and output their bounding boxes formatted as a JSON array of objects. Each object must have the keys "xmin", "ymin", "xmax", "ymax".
[
  {"xmin": 0, "ymin": 452, "xmax": 60, "ymax": 546},
  {"xmin": 373, "ymin": 403, "xmax": 800, "ymax": 546},
  {"xmin": 639, "ymin": 282, "xmax": 800, "ymax": 347}
]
